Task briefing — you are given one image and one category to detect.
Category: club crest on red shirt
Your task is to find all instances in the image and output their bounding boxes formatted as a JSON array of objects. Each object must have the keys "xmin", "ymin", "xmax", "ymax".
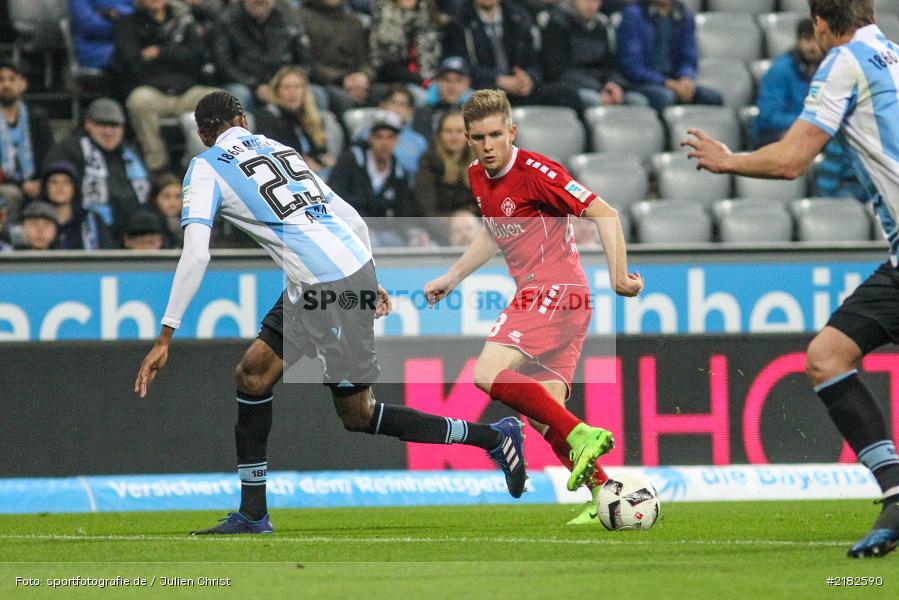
[{"xmin": 501, "ymin": 197, "xmax": 516, "ymax": 216}]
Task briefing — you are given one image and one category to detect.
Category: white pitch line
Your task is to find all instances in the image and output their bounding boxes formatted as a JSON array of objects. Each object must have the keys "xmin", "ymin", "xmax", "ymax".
[{"xmin": 0, "ymin": 534, "xmax": 852, "ymax": 547}]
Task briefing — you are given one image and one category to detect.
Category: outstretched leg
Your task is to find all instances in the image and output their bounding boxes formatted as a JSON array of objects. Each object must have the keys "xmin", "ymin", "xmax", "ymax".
[{"xmin": 330, "ymin": 385, "xmax": 528, "ymax": 498}]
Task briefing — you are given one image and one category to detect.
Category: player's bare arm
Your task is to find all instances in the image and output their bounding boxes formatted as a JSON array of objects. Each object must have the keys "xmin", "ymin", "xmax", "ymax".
[
  {"xmin": 681, "ymin": 119, "xmax": 830, "ymax": 179},
  {"xmin": 424, "ymin": 225, "xmax": 498, "ymax": 306},
  {"xmin": 583, "ymin": 199, "xmax": 643, "ymax": 298}
]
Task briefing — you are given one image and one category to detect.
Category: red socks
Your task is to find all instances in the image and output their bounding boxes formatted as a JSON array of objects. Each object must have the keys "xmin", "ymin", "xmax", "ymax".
[
  {"xmin": 490, "ymin": 369, "xmax": 581, "ymax": 440},
  {"xmin": 544, "ymin": 427, "xmax": 608, "ymax": 489}
]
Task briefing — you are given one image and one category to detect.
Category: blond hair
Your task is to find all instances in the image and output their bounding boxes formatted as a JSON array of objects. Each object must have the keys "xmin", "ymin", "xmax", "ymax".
[
  {"xmin": 461, "ymin": 89, "xmax": 512, "ymax": 130},
  {"xmin": 270, "ymin": 66, "xmax": 327, "ymax": 150}
]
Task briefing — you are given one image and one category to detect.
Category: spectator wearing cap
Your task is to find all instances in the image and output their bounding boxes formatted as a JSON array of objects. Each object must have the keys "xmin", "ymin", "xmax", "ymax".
[
  {"xmin": 0, "ymin": 61, "xmax": 54, "ymax": 214},
  {"xmin": 0, "ymin": 195, "xmax": 11, "ymax": 252},
  {"xmin": 122, "ymin": 209, "xmax": 166, "ymax": 250},
  {"xmin": 70, "ymin": 1, "xmax": 136, "ymax": 71},
  {"xmin": 328, "ymin": 110, "xmax": 414, "ymax": 246},
  {"xmin": 211, "ymin": 0, "xmax": 311, "ymax": 114},
  {"xmin": 413, "ymin": 111, "xmax": 476, "ymax": 242},
  {"xmin": 543, "ymin": 0, "xmax": 648, "ymax": 109},
  {"xmin": 297, "ymin": 0, "xmax": 375, "ymax": 116},
  {"xmin": 40, "ymin": 161, "xmax": 113, "ymax": 250},
  {"xmin": 443, "ymin": 0, "xmax": 583, "ymax": 114},
  {"xmin": 113, "ymin": 0, "xmax": 219, "ymax": 175},
  {"xmin": 412, "ymin": 56, "xmax": 474, "ymax": 137},
  {"xmin": 45, "ymin": 98, "xmax": 150, "ymax": 242},
  {"xmin": 617, "ymin": 0, "xmax": 723, "ymax": 115},
  {"xmin": 372, "ymin": 85, "xmax": 428, "ymax": 177},
  {"xmin": 14, "ymin": 201, "xmax": 58, "ymax": 251},
  {"xmin": 369, "ymin": 0, "xmax": 442, "ymax": 89}
]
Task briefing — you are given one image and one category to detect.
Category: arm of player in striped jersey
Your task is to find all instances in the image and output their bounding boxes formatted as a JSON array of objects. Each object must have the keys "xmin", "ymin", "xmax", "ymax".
[{"xmin": 161, "ymin": 223, "xmax": 213, "ymax": 330}]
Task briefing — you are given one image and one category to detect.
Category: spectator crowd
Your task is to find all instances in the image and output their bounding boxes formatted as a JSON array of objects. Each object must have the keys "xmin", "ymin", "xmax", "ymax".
[{"xmin": 0, "ymin": 0, "xmax": 873, "ymax": 251}]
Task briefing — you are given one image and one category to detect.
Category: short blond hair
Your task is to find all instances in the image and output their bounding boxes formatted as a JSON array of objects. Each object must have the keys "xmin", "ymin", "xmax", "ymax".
[{"xmin": 462, "ymin": 89, "xmax": 512, "ymax": 130}]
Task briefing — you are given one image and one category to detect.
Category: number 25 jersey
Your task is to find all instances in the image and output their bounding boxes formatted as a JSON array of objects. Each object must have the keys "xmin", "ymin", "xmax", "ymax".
[{"xmin": 181, "ymin": 126, "xmax": 371, "ymax": 285}]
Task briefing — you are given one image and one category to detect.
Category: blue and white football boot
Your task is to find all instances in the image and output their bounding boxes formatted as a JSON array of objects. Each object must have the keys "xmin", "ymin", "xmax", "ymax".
[
  {"xmin": 190, "ymin": 512, "xmax": 274, "ymax": 535},
  {"xmin": 488, "ymin": 417, "xmax": 528, "ymax": 498}
]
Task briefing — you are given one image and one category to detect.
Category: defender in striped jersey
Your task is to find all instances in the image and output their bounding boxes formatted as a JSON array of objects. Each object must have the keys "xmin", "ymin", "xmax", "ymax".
[
  {"xmin": 684, "ymin": 0, "xmax": 899, "ymax": 558},
  {"xmin": 134, "ymin": 92, "xmax": 528, "ymax": 535}
]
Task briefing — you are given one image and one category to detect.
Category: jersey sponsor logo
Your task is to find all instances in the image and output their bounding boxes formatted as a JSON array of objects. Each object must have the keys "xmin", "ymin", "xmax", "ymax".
[
  {"xmin": 485, "ymin": 216, "xmax": 525, "ymax": 239},
  {"xmin": 501, "ymin": 197, "xmax": 516, "ymax": 216},
  {"xmin": 565, "ymin": 180, "xmax": 592, "ymax": 203},
  {"xmin": 808, "ymin": 82, "xmax": 825, "ymax": 105},
  {"xmin": 181, "ymin": 185, "xmax": 190, "ymax": 208}
]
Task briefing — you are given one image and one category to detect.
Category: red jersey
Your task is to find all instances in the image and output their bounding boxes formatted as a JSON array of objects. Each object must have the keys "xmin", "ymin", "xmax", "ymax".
[{"xmin": 469, "ymin": 146, "xmax": 598, "ymax": 288}]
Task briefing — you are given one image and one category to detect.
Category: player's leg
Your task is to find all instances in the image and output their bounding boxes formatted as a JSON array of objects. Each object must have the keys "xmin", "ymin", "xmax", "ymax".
[
  {"xmin": 806, "ymin": 263, "xmax": 899, "ymax": 557},
  {"xmin": 807, "ymin": 319, "xmax": 899, "ymax": 557},
  {"xmin": 191, "ymin": 292, "xmax": 290, "ymax": 535},
  {"xmin": 328, "ymin": 384, "xmax": 529, "ymax": 497},
  {"xmin": 472, "ymin": 342, "xmax": 613, "ymax": 491}
]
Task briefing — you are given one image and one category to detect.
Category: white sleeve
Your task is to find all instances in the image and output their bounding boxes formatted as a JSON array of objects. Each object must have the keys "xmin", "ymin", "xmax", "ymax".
[
  {"xmin": 798, "ymin": 48, "xmax": 859, "ymax": 137},
  {"xmin": 327, "ymin": 192, "xmax": 373, "ymax": 253},
  {"xmin": 161, "ymin": 223, "xmax": 212, "ymax": 330},
  {"xmin": 181, "ymin": 157, "xmax": 223, "ymax": 228}
]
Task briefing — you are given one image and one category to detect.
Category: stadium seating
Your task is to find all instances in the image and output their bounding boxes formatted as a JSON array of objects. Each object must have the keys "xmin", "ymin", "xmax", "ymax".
[
  {"xmin": 585, "ymin": 106, "xmax": 665, "ymax": 162},
  {"xmin": 511, "ymin": 106, "xmax": 586, "ymax": 165},
  {"xmin": 758, "ymin": 12, "xmax": 804, "ymax": 58},
  {"xmin": 708, "ymin": 0, "xmax": 776, "ymax": 15},
  {"xmin": 734, "ymin": 173, "xmax": 808, "ymax": 200},
  {"xmin": 653, "ymin": 153, "xmax": 733, "ymax": 203},
  {"xmin": 698, "ymin": 59, "xmax": 754, "ymax": 108},
  {"xmin": 695, "ymin": 13, "xmax": 763, "ymax": 62},
  {"xmin": 343, "ymin": 107, "xmax": 381, "ymax": 140},
  {"xmin": 713, "ymin": 199, "xmax": 794, "ymax": 243},
  {"xmin": 780, "ymin": 0, "xmax": 810, "ymax": 11},
  {"xmin": 568, "ymin": 153, "xmax": 649, "ymax": 209},
  {"xmin": 876, "ymin": 13, "xmax": 899, "ymax": 41},
  {"xmin": 632, "ymin": 200, "xmax": 714, "ymax": 244},
  {"xmin": 9, "ymin": 0, "xmax": 70, "ymax": 89},
  {"xmin": 877, "ymin": 0, "xmax": 899, "ymax": 15},
  {"xmin": 663, "ymin": 105, "xmax": 742, "ymax": 150},
  {"xmin": 791, "ymin": 198, "xmax": 873, "ymax": 242},
  {"xmin": 680, "ymin": 0, "xmax": 702, "ymax": 13},
  {"xmin": 739, "ymin": 106, "xmax": 760, "ymax": 140},
  {"xmin": 750, "ymin": 59, "xmax": 772, "ymax": 86}
]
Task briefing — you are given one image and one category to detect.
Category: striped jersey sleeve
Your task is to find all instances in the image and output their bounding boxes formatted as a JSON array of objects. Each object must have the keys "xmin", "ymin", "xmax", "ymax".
[
  {"xmin": 799, "ymin": 48, "xmax": 860, "ymax": 137},
  {"xmin": 181, "ymin": 157, "xmax": 223, "ymax": 228}
]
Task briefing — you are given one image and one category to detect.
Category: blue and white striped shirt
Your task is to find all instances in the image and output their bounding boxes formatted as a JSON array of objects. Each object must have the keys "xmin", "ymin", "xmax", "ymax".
[
  {"xmin": 799, "ymin": 24, "xmax": 899, "ymax": 264},
  {"xmin": 181, "ymin": 127, "xmax": 371, "ymax": 284}
]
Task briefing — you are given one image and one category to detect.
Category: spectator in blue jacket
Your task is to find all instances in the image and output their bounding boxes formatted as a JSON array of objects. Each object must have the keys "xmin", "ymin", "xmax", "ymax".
[
  {"xmin": 617, "ymin": 0, "xmax": 722, "ymax": 114},
  {"xmin": 70, "ymin": 0, "xmax": 135, "ymax": 71},
  {"xmin": 750, "ymin": 19, "xmax": 822, "ymax": 148}
]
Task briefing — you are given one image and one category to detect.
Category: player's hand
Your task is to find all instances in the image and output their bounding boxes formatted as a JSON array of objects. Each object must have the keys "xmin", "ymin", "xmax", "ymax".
[
  {"xmin": 134, "ymin": 340, "xmax": 170, "ymax": 399},
  {"xmin": 423, "ymin": 273, "xmax": 458, "ymax": 307},
  {"xmin": 375, "ymin": 284, "xmax": 392, "ymax": 319},
  {"xmin": 615, "ymin": 272, "xmax": 644, "ymax": 298},
  {"xmin": 681, "ymin": 128, "xmax": 732, "ymax": 174}
]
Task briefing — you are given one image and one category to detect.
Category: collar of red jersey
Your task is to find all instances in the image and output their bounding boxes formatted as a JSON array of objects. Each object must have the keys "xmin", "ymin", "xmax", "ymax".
[
  {"xmin": 214, "ymin": 126, "xmax": 253, "ymax": 146},
  {"xmin": 485, "ymin": 145, "xmax": 520, "ymax": 180}
]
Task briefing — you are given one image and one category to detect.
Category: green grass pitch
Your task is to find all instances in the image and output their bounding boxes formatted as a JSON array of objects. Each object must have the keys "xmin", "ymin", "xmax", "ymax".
[{"xmin": 0, "ymin": 501, "xmax": 895, "ymax": 599}]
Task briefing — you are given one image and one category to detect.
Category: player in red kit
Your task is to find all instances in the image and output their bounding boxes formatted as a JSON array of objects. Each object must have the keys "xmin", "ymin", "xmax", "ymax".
[{"xmin": 424, "ymin": 90, "xmax": 644, "ymax": 523}]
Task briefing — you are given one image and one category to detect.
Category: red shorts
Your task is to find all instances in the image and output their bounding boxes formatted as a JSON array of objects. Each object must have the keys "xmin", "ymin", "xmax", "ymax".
[{"xmin": 486, "ymin": 282, "xmax": 592, "ymax": 395}]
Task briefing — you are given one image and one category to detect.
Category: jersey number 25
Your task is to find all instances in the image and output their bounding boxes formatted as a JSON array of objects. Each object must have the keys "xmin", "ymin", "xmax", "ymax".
[{"xmin": 240, "ymin": 149, "xmax": 325, "ymax": 219}]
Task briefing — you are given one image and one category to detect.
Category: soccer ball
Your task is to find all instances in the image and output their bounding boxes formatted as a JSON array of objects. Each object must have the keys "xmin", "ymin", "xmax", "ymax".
[{"xmin": 596, "ymin": 472, "xmax": 660, "ymax": 531}]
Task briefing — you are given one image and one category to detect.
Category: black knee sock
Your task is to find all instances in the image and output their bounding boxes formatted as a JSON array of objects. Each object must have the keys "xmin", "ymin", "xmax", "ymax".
[
  {"xmin": 816, "ymin": 371, "xmax": 899, "ymax": 497},
  {"xmin": 235, "ymin": 391, "xmax": 273, "ymax": 520},
  {"xmin": 367, "ymin": 402, "xmax": 501, "ymax": 450}
]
